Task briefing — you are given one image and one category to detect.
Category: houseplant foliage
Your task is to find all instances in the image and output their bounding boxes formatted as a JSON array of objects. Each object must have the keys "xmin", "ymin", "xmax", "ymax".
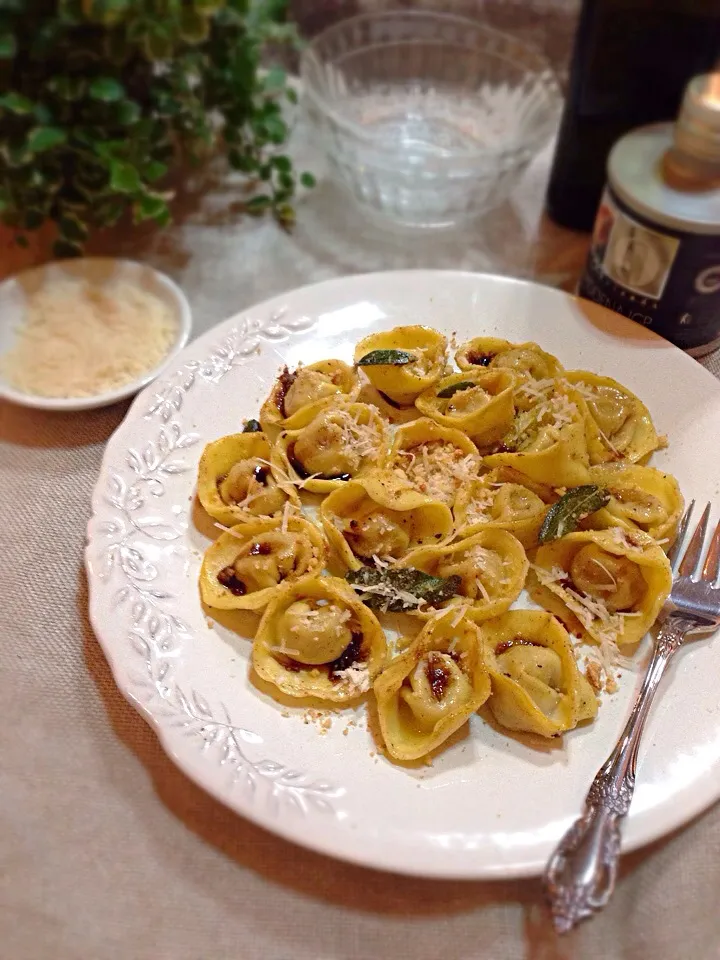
[{"xmin": 0, "ymin": 0, "xmax": 311, "ymax": 256}]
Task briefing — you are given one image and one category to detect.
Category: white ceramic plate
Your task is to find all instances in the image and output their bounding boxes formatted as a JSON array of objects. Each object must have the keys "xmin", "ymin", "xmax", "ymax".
[
  {"xmin": 0, "ymin": 258, "xmax": 192, "ymax": 411},
  {"xmin": 85, "ymin": 271, "xmax": 720, "ymax": 879}
]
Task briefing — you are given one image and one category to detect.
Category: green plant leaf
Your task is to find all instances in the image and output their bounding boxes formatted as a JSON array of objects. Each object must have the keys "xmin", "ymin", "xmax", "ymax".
[
  {"xmin": 285, "ymin": 87, "xmax": 297, "ymax": 105},
  {"xmin": 109, "ymin": 159, "xmax": 141, "ymax": 193},
  {"xmin": 143, "ymin": 31, "xmax": 173, "ymax": 60},
  {"xmin": 538, "ymin": 485, "xmax": 611, "ymax": 544},
  {"xmin": 33, "ymin": 103, "xmax": 53, "ymax": 124},
  {"xmin": 46, "ymin": 75, "xmax": 86, "ymax": 101},
  {"xmin": 143, "ymin": 160, "xmax": 168, "ymax": 182},
  {"xmin": 229, "ymin": 148, "xmax": 255, "ymax": 173},
  {"xmin": 53, "ymin": 238, "xmax": 83, "ymax": 258},
  {"xmin": 26, "ymin": 127, "xmax": 67, "ymax": 152},
  {"xmin": 89, "ymin": 77, "xmax": 125, "ymax": 101},
  {"xmin": 299, "ymin": 171, "xmax": 316, "ymax": 189},
  {"xmin": 262, "ymin": 113, "xmax": 286, "ymax": 143},
  {"xmin": 91, "ymin": 0, "xmax": 129, "ymax": 25},
  {"xmin": 6, "ymin": 142, "xmax": 31, "ymax": 167},
  {"xmin": 245, "ymin": 194, "xmax": 271, "ymax": 214},
  {"xmin": 94, "ymin": 139, "xmax": 125, "ymax": 160},
  {"xmin": 0, "ymin": 92, "xmax": 34, "ymax": 114},
  {"xmin": 0, "ymin": 32, "xmax": 16, "ymax": 58},
  {"xmin": 262, "ymin": 66, "xmax": 285, "ymax": 91},
  {"xmin": 271, "ymin": 154, "xmax": 291, "ymax": 173},
  {"xmin": 274, "ymin": 202, "xmax": 295, "ymax": 230},
  {"xmin": 22, "ymin": 208, "xmax": 45, "ymax": 230},
  {"xmin": 127, "ymin": 17, "xmax": 149, "ymax": 41},
  {"xmin": 133, "ymin": 191, "xmax": 169, "ymax": 222},
  {"xmin": 93, "ymin": 198, "xmax": 126, "ymax": 227},
  {"xmin": 179, "ymin": 8, "xmax": 209, "ymax": 42},
  {"xmin": 114, "ymin": 99, "xmax": 141, "ymax": 125},
  {"xmin": 59, "ymin": 214, "xmax": 88, "ymax": 242}
]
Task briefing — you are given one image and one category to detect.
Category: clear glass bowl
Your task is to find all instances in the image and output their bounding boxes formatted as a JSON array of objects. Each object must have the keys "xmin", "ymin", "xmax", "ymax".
[{"xmin": 301, "ymin": 11, "xmax": 562, "ymax": 229}]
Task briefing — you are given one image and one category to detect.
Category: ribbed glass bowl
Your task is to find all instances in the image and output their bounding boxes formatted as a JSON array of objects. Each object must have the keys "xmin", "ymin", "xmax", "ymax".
[{"xmin": 301, "ymin": 11, "xmax": 562, "ymax": 228}]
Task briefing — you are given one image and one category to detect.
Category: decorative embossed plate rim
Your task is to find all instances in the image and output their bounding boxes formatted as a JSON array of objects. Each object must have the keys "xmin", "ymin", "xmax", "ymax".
[{"xmin": 86, "ymin": 271, "xmax": 720, "ymax": 879}]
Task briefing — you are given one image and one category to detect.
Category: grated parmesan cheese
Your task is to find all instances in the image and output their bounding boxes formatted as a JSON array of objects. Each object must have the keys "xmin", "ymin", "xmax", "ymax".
[
  {"xmin": 532, "ymin": 563, "xmax": 635, "ymax": 677},
  {"xmin": 332, "ymin": 662, "xmax": 370, "ymax": 694},
  {"xmin": 392, "ymin": 441, "xmax": 478, "ymax": 505},
  {"xmin": 333, "ymin": 408, "xmax": 382, "ymax": 464},
  {"xmin": 0, "ymin": 277, "xmax": 177, "ymax": 398},
  {"xmin": 464, "ymin": 485, "xmax": 495, "ymax": 524}
]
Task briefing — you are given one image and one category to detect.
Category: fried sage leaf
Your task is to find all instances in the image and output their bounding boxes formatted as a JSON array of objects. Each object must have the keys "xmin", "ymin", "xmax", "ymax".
[
  {"xmin": 242, "ymin": 418, "xmax": 262, "ymax": 433},
  {"xmin": 437, "ymin": 380, "xmax": 475, "ymax": 399},
  {"xmin": 346, "ymin": 566, "xmax": 461, "ymax": 612},
  {"xmin": 356, "ymin": 349, "xmax": 416, "ymax": 367},
  {"xmin": 538, "ymin": 484, "xmax": 610, "ymax": 543}
]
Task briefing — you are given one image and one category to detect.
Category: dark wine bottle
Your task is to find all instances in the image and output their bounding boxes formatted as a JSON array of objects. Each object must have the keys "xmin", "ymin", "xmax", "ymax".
[{"xmin": 546, "ymin": 0, "xmax": 720, "ymax": 232}]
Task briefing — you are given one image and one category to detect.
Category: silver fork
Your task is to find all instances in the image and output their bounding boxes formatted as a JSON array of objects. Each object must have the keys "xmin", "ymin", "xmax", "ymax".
[{"xmin": 544, "ymin": 502, "xmax": 720, "ymax": 933}]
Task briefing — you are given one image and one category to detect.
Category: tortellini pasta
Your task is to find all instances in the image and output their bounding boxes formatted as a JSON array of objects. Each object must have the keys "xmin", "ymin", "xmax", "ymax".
[
  {"xmin": 374, "ymin": 612, "xmax": 491, "ymax": 760},
  {"xmin": 565, "ymin": 371, "xmax": 659, "ymax": 464},
  {"xmin": 320, "ymin": 471, "xmax": 453, "ymax": 570},
  {"xmin": 455, "ymin": 336, "xmax": 563, "ymax": 382},
  {"xmin": 583, "ymin": 463, "xmax": 683, "ymax": 546},
  {"xmin": 200, "ymin": 516, "xmax": 327, "ymax": 611},
  {"xmin": 415, "ymin": 368, "xmax": 517, "ymax": 447},
  {"xmin": 527, "ymin": 528, "xmax": 672, "ymax": 647},
  {"xmin": 386, "ymin": 417, "xmax": 481, "ymax": 507},
  {"xmin": 354, "ymin": 325, "xmax": 448, "ymax": 405},
  {"xmin": 480, "ymin": 610, "xmax": 598, "ymax": 737},
  {"xmin": 253, "ymin": 575, "xmax": 386, "ymax": 703},
  {"xmin": 197, "ymin": 322, "xmax": 684, "ymax": 766},
  {"xmin": 454, "ymin": 471, "xmax": 551, "ymax": 548},
  {"xmin": 272, "ymin": 401, "xmax": 389, "ymax": 493},
  {"xmin": 259, "ymin": 359, "xmax": 359, "ymax": 433},
  {"xmin": 484, "ymin": 380, "xmax": 591, "ymax": 486},
  {"xmin": 400, "ymin": 529, "xmax": 528, "ymax": 621},
  {"xmin": 197, "ymin": 432, "xmax": 298, "ymax": 526}
]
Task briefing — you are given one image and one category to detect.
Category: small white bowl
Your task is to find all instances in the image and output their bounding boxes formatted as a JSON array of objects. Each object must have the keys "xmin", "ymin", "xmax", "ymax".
[{"xmin": 0, "ymin": 257, "xmax": 192, "ymax": 412}]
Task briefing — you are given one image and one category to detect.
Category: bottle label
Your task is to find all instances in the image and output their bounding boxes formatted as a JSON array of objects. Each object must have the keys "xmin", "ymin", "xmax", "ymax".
[{"xmin": 578, "ymin": 186, "xmax": 720, "ymax": 354}]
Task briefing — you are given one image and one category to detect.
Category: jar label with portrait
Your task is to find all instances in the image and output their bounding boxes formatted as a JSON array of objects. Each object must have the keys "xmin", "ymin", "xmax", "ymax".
[{"xmin": 578, "ymin": 186, "xmax": 720, "ymax": 356}]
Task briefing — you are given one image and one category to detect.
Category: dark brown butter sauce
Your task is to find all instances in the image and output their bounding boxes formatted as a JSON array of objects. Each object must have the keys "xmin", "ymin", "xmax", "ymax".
[
  {"xmin": 249, "ymin": 541, "xmax": 272, "ymax": 556},
  {"xmin": 217, "ymin": 566, "xmax": 246, "ymax": 596},
  {"xmin": 279, "ymin": 632, "xmax": 365, "ymax": 680},
  {"xmin": 253, "ymin": 465, "xmax": 269, "ymax": 484},
  {"xmin": 494, "ymin": 636, "xmax": 542, "ymax": 656},
  {"xmin": 287, "ymin": 441, "xmax": 352, "ymax": 482},
  {"xmin": 467, "ymin": 351, "xmax": 495, "ymax": 366},
  {"xmin": 276, "ymin": 366, "xmax": 297, "ymax": 417},
  {"xmin": 328, "ymin": 632, "xmax": 364, "ymax": 680},
  {"xmin": 425, "ymin": 652, "xmax": 450, "ymax": 701}
]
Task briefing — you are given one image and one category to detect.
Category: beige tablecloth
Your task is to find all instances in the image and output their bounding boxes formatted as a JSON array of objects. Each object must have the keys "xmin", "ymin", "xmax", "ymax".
[{"xmin": 2, "ymin": 112, "xmax": 720, "ymax": 960}]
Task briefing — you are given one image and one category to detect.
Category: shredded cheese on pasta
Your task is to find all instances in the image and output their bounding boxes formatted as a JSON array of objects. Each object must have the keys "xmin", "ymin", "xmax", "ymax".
[
  {"xmin": 531, "ymin": 564, "xmax": 635, "ymax": 677},
  {"xmin": 392, "ymin": 442, "xmax": 478, "ymax": 505}
]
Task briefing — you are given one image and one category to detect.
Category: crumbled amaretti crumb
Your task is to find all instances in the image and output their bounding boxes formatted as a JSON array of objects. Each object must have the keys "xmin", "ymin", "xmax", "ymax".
[{"xmin": 585, "ymin": 659, "xmax": 603, "ymax": 692}]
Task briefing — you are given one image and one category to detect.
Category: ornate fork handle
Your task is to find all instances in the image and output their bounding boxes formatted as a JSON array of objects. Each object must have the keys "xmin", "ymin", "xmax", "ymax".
[{"xmin": 544, "ymin": 613, "xmax": 701, "ymax": 933}]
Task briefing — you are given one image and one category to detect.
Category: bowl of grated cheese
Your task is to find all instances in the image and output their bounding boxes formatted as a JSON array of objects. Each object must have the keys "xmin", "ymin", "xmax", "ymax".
[{"xmin": 0, "ymin": 258, "xmax": 192, "ymax": 411}]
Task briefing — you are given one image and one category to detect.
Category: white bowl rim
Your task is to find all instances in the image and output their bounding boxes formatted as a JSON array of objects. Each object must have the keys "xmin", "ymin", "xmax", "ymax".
[
  {"xmin": 300, "ymin": 9, "xmax": 562, "ymax": 157},
  {"xmin": 0, "ymin": 257, "xmax": 192, "ymax": 413}
]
